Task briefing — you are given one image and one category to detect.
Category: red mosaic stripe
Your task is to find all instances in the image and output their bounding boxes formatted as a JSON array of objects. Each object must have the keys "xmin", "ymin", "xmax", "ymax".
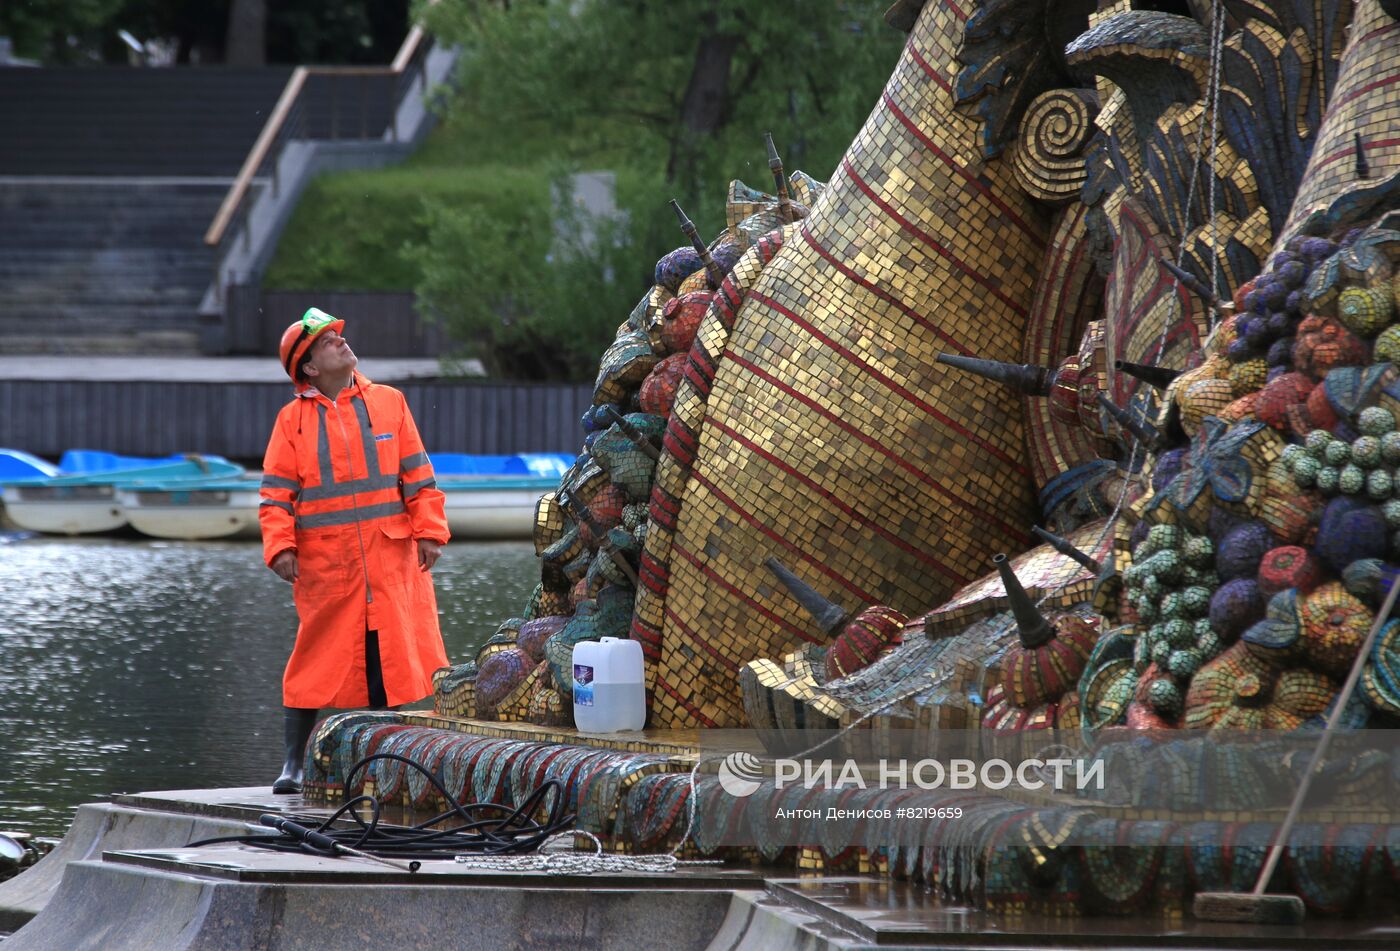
[
  {"xmin": 671, "ymin": 539, "xmax": 822, "ymax": 643},
  {"xmin": 690, "ymin": 466, "xmax": 879, "ymax": 604},
  {"xmin": 717, "ymin": 281, "xmax": 745, "ymax": 326},
  {"xmin": 906, "ymin": 43, "xmax": 953, "ymax": 95},
  {"xmin": 639, "ymin": 551, "xmax": 669, "ymax": 596},
  {"xmin": 749, "ymin": 289, "xmax": 1031, "ymax": 477},
  {"xmin": 653, "ymin": 674, "xmax": 717, "ymax": 727},
  {"xmin": 684, "ymin": 356, "xmax": 715, "ymax": 398},
  {"xmin": 799, "ymin": 225, "xmax": 972, "ymax": 356},
  {"xmin": 726, "ymin": 351, "xmax": 1030, "ymax": 544},
  {"xmin": 1312, "ymin": 135, "xmax": 1400, "ymax": 175},
  {"xmin": 841, "ymin": 158, "xmax": 1030, "ymax": 319},
  {"xmin": 1356, "ymin": 20, "xmax": 1400, "ymax": 47},
  {"xmin": 649, "ymin": 489, "xmax": 681, "ymax": 532},
  {"xmin": 664, "ymin": 605, "xmax": 741, "ymax": 673},
  {"xmin": 705, "ymin": 414, "xmax": 969, "ymax": 585},
  {"xmin": 881, "ymin": 91, "xmax": 1043, "ymax": 245},
  {"xmin": 663, "ymin": 424, "xmax": 698, "ymax": 468}
]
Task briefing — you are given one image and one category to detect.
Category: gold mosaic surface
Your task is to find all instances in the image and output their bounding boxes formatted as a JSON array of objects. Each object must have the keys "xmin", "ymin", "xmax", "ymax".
[
  {"xmin": 1280, "ymin": 0, "xmax": 1400, "ymax": 242},
  {"xmin": 645, "ymin": 0, "xmax": 1050, "ymax": 728}
]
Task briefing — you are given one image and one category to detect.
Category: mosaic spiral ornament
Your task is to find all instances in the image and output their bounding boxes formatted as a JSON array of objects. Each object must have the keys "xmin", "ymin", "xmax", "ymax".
[{"xmin": 1011, "ymin": 88, "xmax": 1099, "ymax": 204}]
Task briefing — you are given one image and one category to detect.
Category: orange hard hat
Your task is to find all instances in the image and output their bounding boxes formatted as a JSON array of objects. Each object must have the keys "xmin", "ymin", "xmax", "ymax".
[{"xmin": 279, "ymin": 307, "xmax": 345, "ymax": 381}]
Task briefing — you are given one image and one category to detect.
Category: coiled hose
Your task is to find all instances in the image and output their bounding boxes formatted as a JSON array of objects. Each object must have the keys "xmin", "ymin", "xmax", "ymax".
[{"xmin": 188, "ymin": 752, "xmax": 576, "ymax": 867}]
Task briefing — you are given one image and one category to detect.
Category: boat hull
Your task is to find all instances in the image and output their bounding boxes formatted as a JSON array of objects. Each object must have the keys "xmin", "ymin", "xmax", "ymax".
[
  {"xmin": 117, "ymin": 488, "xmax": 261, "ymax": 541},
  {"xmin": 440, "ymin": 482, "xmax": 548, "ymax": 540},
  {"xmin": 0, "ymin": 485, "xmax": 126, "ymax": 535}
]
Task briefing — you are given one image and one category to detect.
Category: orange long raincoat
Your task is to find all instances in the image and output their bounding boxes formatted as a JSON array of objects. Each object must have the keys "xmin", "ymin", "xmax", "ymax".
[{"xmin": 259, "ymin": 372, "xmax": 450, "ymax": 708}]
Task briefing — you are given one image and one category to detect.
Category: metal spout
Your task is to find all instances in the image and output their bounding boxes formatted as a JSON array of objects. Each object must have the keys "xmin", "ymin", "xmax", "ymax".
[
  {"xmin": 993, "ymin": 553, "xmax": 1055, "ymax": 649},
  {"xmin": 934, "ymin": 353, "xmax": 1053, "ymax": 396},
  {"xmin": 1159, "ymin": 257, "xmax": 1231, "ymax": 316},
  {"xmin": 1097, "ymin": 392, "xmax": 1165, "ymax": 449},
  {"xmin": 669, "ymin": 199, "xmax": 726, "ymax": 286},
  {"xmin": 603, "ymin": 406, "xmax": 661, "ymax": 461},
  {"xmin": 1031, "ymin": 525, "xmax": 1102, "ymax": 574},
  {"xmin": 1114, "ymin": 359, "xmax": 1181, "ymax": 391},
  {"xmin": 764, "ymin": 557, "xmax": 848, "ymax": 637},
  {"xmin": 764, "ymin": 132, "xmax": 794, "ymax": 223}
]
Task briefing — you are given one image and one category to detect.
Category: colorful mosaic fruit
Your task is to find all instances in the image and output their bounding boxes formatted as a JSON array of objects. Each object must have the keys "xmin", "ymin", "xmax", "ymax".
[
  {"xmin": 1282, "ymin": 409, "xmax": 1400, "ymax": 508},
  {"xmin": 660, "ymin": 291, "xmax": 712, "ymax": 355},
  {"xmin": 1121, "ymin": 523, "xmax": 1224, "ymax": 717},
  {"xmin": 1184, "ymin": 642, "xmax": 1336, "ymax": 731},
  {"xmin": 517, "ymin": 614, "xmax": 569, "ymax": 664},
  {"xmin": 1242, "ymin": 581, "xmax": 1372, "ymax": 682},
  {"xmin": 1217, "ymin": 238, "xmax": 1332, "ymax": 381},
  {"xmin": 638, "ymin": 352, "xmax": 687, "ymax": 416}
]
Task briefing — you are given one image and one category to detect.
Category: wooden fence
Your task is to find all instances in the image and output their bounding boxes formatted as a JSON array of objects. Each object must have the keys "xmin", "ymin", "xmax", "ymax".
[{"xmin": 0, "ymin": 380, "xmax": 592, "ymax": 463}]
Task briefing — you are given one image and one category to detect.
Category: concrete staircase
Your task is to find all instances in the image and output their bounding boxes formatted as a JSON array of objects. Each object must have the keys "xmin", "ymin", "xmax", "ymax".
[
  {"xmin": 0, "ymin": 181, "xmax": 226, "ymax": 354},
  {"xmin": 0, "ymin": 68, "xmax": 291, "ymax": 355}
]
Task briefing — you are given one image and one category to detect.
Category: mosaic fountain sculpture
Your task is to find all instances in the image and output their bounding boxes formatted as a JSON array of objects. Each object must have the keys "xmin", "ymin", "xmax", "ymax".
[{"xmin": 307, "ymin": 0, "xmax": 1400, "ymax": 917}]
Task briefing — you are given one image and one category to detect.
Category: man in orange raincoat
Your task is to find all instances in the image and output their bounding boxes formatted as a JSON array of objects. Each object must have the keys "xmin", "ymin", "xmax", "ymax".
[{"xmin": 260, "ymin": 307, "xmax": 450, "ymax": 794}]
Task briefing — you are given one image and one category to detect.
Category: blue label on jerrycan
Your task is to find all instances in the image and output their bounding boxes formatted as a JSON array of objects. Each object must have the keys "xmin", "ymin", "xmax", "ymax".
[{"xmin": 573, "ymin": 664, "xmax": 594, "ymax": 706}]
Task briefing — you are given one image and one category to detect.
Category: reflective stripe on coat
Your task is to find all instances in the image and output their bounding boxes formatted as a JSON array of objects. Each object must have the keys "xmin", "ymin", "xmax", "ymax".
[{"xmin": 259, "ymin": 373, "xmax": 450, "ymax": 708}]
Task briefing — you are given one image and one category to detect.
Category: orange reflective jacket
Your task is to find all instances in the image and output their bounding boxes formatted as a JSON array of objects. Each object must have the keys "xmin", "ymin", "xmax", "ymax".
[{"xmin": 259, "ymin": 373, "xmax": 450, "ymax": 708}]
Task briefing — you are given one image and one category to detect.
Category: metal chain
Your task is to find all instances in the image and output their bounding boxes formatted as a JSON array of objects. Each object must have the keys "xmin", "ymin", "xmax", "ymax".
[{"xmin": 1206, "ymin": 0, "xmax": 1227, "ymax": 328}]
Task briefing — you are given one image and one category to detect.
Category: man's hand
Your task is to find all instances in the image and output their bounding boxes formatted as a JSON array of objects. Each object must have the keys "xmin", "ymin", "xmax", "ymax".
[
  {"xmin": 270, "ymin": 549, "xmax": 299, "ymax": 583},
  {"xmin": 417, "ymin": 538, "xmax": 442, "ymax": 572}
]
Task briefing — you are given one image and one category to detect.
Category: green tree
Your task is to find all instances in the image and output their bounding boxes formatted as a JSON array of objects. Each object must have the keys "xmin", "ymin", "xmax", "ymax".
[
  {"xmin": 425, "ymin": 0, "xmax": 900, "ymax": 207},
  {"xmin": 1, "ymin": 0, "xmax": 126, "ymax": 63},
  {"xmin": 408, "ymin": 170, "xmax": 651, "ymax": 380},
  {"xmin": 411, "ymin": 0, "xmax": 902, "ymax": 379},
  {"xmin": 1, "ymin": 0, "xmax": 409, "ymax": 65}
]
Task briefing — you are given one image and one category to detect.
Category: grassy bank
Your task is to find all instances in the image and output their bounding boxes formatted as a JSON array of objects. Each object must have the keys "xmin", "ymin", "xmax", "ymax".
[{"xmin": 263, "ymin": 112, "xmax": 663, "ymax": 292}]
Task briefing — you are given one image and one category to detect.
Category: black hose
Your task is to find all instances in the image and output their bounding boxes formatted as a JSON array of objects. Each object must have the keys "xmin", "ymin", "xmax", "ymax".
[{"xmin": 188, "ymin": 752, "xmax": 577, "ymax": 861}]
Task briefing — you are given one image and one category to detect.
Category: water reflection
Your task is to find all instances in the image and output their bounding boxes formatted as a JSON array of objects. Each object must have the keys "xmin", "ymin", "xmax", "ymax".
[{"xmin": 0, "ymin": 536, "xmax": 538, "ymax": 837}]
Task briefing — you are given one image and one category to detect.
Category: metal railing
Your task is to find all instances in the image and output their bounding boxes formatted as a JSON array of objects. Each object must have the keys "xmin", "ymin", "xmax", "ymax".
[{"xmin": 202, "ymin": 23, "xmax": 436, "ymax": 288}]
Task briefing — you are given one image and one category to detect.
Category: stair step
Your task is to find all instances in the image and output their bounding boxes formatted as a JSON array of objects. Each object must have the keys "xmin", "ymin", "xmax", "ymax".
[
  {"xmin": 0, "ymin": 332, "xmax": 202, "ymax": 356},
  {"xmin": 0, "ymin": 307, "xmax": 202, "ymax": 328}
]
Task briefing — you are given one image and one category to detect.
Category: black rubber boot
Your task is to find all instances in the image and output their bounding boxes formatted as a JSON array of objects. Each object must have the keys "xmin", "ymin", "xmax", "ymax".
[{"xmin": 272, "ymin": 707, "xmax": 318, "ymax": 795}]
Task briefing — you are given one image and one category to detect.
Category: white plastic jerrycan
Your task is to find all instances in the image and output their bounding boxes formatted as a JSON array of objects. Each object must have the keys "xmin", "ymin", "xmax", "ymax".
[{"xmin": 572, "ymin": 637, "xmax": 646, "ymax": 733}]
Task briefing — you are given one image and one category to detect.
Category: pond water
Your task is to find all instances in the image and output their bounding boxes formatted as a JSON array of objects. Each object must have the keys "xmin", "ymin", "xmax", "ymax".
[{"xmin": 0, "ymin": 535, "xmax": 538, "ymax": 838}]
